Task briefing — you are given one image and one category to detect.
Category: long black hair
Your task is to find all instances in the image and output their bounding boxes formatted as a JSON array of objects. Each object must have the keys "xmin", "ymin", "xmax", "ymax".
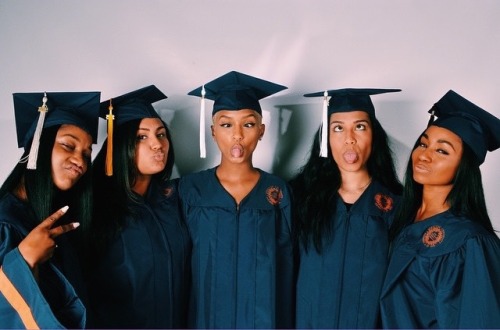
[
  {"xmin": 389, "ymin": 130, "xmax": 494, "ymax": 240},
  {"xmin": 290, "ymin": 114, "xmax": 402, "ymax": 253},
  {"xmin": 89, "ymin": 118, "xmax": 175, "ymax": 254},
  {"xmin": 0, "ymin": 125, "xmax": 93, "ymax": 235}
]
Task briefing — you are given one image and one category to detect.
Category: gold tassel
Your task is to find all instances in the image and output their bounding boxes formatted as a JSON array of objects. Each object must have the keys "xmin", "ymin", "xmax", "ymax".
[
  {"xmin": 27, "ymin": 93, "xmax": 49, "ymax": 169},
  {"xmin": 105, "ymin": 100, "xmax": 114, "ymax": 176}
]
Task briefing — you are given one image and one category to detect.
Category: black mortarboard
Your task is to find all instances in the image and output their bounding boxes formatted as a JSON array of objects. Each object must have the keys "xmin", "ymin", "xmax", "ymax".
[
  {"xmin": 428, "ymin": 90, "xmax": 500, "ymax": 164},
  {"xmin": 99, "ymin": 85, "xmax": 167, "ymax": 176},
  {"xmin": 188, "ymin": 71, "xmax": 287, "ymax": 158},
  {"xmin": 99, "ymin": 85, "xmax": 167, "ymax": 126},
  {"xmin": 304, "ymin": 88, "xmax": 401, "ymax": 157},
  {"xmin": 13, "ymin": 91, "xmax": 101, "ymax": 169}
]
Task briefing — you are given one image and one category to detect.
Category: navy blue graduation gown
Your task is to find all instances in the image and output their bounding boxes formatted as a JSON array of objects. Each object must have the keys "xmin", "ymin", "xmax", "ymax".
[
  {"xmin": 0, "ymin": 193, "xmax": 85, "ymax": 329},
  {"xmin": 380, "ymin": 211, "xmax": 500, "ymax": 328},
  {"xmin": 87, "ymin": 178, "xmax": 191, "ymax": 329},
  {"xmin": 179, "ymin": 167, "xmax": 295, "ymax": 329},
  {"xmin": 295, "ymin": 181, "xmax": 400, "ymax": 329}
]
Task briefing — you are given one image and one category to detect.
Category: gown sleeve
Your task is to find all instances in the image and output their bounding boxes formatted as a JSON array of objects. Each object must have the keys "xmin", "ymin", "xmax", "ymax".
[
  {"xmin": 0, "ymin": 221, "xmax": 85, "ymax": 329},
  {"xmin": 456, "ymin": 235, "xmax": 500, "ymax": 328},
  {"xmin": 432, "ymin": 234, "xmax": 500, "ymax": 328}
]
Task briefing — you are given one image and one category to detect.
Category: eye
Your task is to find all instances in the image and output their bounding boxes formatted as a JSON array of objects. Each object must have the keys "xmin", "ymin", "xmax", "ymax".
[
  {"xmin": 136, "ymin": 134, "xmax": 147, "ymax": 141},
  {"xmin": 61, "ymin": 143, "xmax": 75, "ymax": 151},
  {"xmin": 355, "ymin": 123, "xmax": 367, "ymax": 131},
  {"xmin": 220, "ymin": 123, "xmax": 231, "ymax": 128},
  {"xmin": 157, "ymin": 131, "xmax": 167, "ymax": 139},
  {"xmin": 332, "ymin": 125, "xmax": 343, "ymax": 132},
  {"xmin": 436, "ymin": 148, "xmax": 450, "ymax": 155},
  {"xmin": 417, "ymin": 142, "xmax": 427, "ymax": 148},
  {"xmin": 244, "ymin": 122, "xmax": 256, "ymax": 128}
]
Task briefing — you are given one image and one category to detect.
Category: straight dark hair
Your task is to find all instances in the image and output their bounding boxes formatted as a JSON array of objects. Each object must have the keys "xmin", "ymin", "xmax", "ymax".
[
  {"xmin": 89, "ymin": 118, "xmax": 175, "ymax": 254},
  {"xmin": 389, "ymin": 131, "xmax": 494, "ymax": 240},
  {"xmin": 290, "ymin": 114, "xmax": 403, "ymax": 253},
  {"xmin": 0, "ymin": 125, "xmax": 93, "ymax": 237}
]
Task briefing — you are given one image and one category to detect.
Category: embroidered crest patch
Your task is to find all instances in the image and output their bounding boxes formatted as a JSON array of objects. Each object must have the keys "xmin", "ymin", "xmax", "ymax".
[
  {"xmin": 163, "ymin": 186, "xmax": 174, "ymax": 198},
  {"xmin": 266, "ymin": 186, "xmax": 283, "ymax": 206},
  {"xmin": 422, "ymin": 225, "xmax": 445, "ymax": 247},
  {"xmin": 374, "ymin": 193, "xmax": 393, "ymax": 212}
]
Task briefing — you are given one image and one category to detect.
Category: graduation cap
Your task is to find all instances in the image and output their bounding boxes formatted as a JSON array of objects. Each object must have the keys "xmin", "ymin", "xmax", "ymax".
[
  {"xmin": 99, "ymin": 85, "xmax": 167, "ymax": 176},
  {"xmin": 428, "ymin": 90, "xmax": 500, "ymax": 164},
  {"xmin": 13, "ymin": 91, "xmax": 101, "ymax": 170},
  {"xmin": 188, "ymin": 71, "xmax": 287, "ymax": 158},
  {"xmin": 304, "ymin": 88, "xmax": 401, "ymax": 157}
]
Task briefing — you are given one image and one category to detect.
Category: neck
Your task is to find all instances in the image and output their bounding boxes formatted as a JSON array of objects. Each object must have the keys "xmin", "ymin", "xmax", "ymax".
[
  {"xmin": 415, "ymin": 184, "xmax": 453, "ymax": 221},
  {"xmin": 339, "ymin": 170, "xmax": 372, "ymax": 192},
  {"xmin": 338, "ymin": 170, "xmax": 372, "ymax": 204},
  {"xmin": 132, "ymin": 175, "xmax": 152, "ymax": 196},
  {"xmin": 217, "ymin": 160, "xmax": 256, "ymax": 180}
]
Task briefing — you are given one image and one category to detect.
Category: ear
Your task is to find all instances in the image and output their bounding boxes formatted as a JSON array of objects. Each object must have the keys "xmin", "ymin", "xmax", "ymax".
[
  {"xmin": 259, "ymin": 123, "xmax": 265, "ymax": 141},
  {"xmin": 211, "ymin": 125, "xmax": 215, "ymax": 137}
]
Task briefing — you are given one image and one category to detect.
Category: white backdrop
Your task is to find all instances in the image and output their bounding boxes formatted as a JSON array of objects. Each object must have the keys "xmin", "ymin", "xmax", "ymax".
[{"xmin": 1, "ymin": 0, "xmax": 499, "ymax": 233}]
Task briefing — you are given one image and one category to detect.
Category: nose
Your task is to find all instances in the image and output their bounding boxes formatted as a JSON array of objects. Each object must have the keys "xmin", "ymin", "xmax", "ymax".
[
  {"xmin": 151, "ymin": 136, "xmax": 162, "ymax": 150},
  {"xmin": 345, "ymin": 131, "xmax": 356, "ymax": 145},
  {"xmin": 417, "ymin": 148, "xmax": 431, "ymax": 162},
  {"xmin": 71, "ymin": 153, "xmax": 87, "ymax": 172},
  {"xmin": 233, "ymin": 126, "xmax": 243, "ymax": 141}
]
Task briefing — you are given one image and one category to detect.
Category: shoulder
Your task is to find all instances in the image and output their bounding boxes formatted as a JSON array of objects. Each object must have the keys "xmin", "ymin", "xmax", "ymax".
[
  {"xmin": 411, "ymin": 213, "xmax": 498, "ymax": 257},
  {"xmin": 179, "ymin": 168, "xmax": 215, "ymax": 189}
]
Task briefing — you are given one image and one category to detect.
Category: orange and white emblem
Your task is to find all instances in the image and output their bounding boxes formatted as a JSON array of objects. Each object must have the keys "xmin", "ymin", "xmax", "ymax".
[
  {"xmin": 422, "ymin": 225, "xmax": 445, "ymax": 247},
  {"xmin": 266, "ymin": 186, "xmax": 283, "ymax": 206}
]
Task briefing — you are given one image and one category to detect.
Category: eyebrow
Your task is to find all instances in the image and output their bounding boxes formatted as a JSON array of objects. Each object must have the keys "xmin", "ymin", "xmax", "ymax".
[
  {"xmin": 330, "ymin": 119, "xmax": 370, "ymax": 124},
  {"xmin": 137, "ymin": 125, "xmax": 166, "ymax": 132},
  {"xmin": 421, "ymin": 133, "xmax": 457, "ymax": 151},
  {"xmin": 60, "ymin": 133, "xmax": 92, "ymax": 153},
  {"xmin": 218, "ymin": 113, "xmax": 258, "ymax": 120}
]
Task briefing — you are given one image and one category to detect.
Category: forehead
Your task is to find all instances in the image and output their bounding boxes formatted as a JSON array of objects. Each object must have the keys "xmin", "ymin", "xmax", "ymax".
[
  {"xmin": 424, "ymin": 125, "xmax": 463, "ymax": 144},
  {"xmin": 138, "ymin": 117, "xmax": 165, "ymax": 127},
  {"xmin": 329, "ymin": 110, "xmax": 371, "ymax": 122},
  {"xmin": 213, "ymin": 108, "xmax": 261, "ymax": 119},
  {"xmin": 57, "ymin": 124, "xmax": 92, "ymax": 143}
]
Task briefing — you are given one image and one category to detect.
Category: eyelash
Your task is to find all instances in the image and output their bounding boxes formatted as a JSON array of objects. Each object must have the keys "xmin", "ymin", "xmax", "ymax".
[
  {"xmin": 136, "ymin": 132, "xmax": 167, "ymax": 141},
  {"xmin": 220, "ymin": 122, "xmax": 256, "ymax": 128},
  {"xmin": 417, "ymin": 142, "xmax": 449, "ymax": 155},
  {"xmin": 332, "ymin": 123, "xmax": 366, "ymax": 132}
]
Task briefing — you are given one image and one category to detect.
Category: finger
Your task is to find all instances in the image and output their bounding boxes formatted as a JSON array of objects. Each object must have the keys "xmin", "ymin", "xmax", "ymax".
[
  {"xmin": 39, "ymin": 206, "xmax": 69, "ymax": 229},
  {"xmin": 49, "ymin": 222, "xmax": 80, "ymax": 238}
]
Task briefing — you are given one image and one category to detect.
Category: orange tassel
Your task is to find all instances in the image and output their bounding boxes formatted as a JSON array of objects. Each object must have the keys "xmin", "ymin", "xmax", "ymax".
[{"xmin": 105, "ymin": 100, "xmax": 114, "ymax": 176}]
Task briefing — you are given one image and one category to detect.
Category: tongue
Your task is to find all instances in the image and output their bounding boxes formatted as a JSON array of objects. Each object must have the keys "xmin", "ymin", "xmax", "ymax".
[
  {"xmin": 231, "ymin": 146, "xmax": 243, "ymax": 158},
  {"xmin": 343, "ymin": 150, "xmax": 358, "ymax": 164}
]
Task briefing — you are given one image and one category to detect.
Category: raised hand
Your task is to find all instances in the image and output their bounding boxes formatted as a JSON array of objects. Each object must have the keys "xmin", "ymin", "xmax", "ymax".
[{"xmin": 18, "ymin": 206, "xmax": 80, "ymax": 269}]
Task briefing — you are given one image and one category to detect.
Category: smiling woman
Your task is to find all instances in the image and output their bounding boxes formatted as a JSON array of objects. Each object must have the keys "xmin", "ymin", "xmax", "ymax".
[{"xmin": 0, "ymin": 91, "xmax": 100, "ymax": 328}]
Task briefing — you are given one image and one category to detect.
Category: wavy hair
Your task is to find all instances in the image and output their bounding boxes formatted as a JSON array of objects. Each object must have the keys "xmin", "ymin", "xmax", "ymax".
[{"xmin": 290, "ymin": 114, "xmax": 402, "ymax": 253}]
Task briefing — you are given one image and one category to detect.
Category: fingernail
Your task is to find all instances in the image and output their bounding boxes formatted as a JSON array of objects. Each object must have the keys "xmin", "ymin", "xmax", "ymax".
[
  {"xmin": 72, "ymin": 222, "xmax": 80, "ymax": 229},
  {"xmin": 61, "ymin": 205, "xmax": 69, "ymax": 213}
]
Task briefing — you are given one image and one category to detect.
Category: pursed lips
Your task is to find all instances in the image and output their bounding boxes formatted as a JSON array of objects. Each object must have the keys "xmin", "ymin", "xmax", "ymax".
[
  {"xmin": 66, "ymin": 164, "xmax": 84, "ymax": 176},
  {"xmin": 414, "ymin": 163, "xmax": 430, "ymax": 172}
]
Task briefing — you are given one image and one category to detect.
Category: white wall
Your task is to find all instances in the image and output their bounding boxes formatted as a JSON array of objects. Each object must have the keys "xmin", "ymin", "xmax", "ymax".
[{"xmin": 1, "ymin": 0, "xmax": 499, "ymax": 233}]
